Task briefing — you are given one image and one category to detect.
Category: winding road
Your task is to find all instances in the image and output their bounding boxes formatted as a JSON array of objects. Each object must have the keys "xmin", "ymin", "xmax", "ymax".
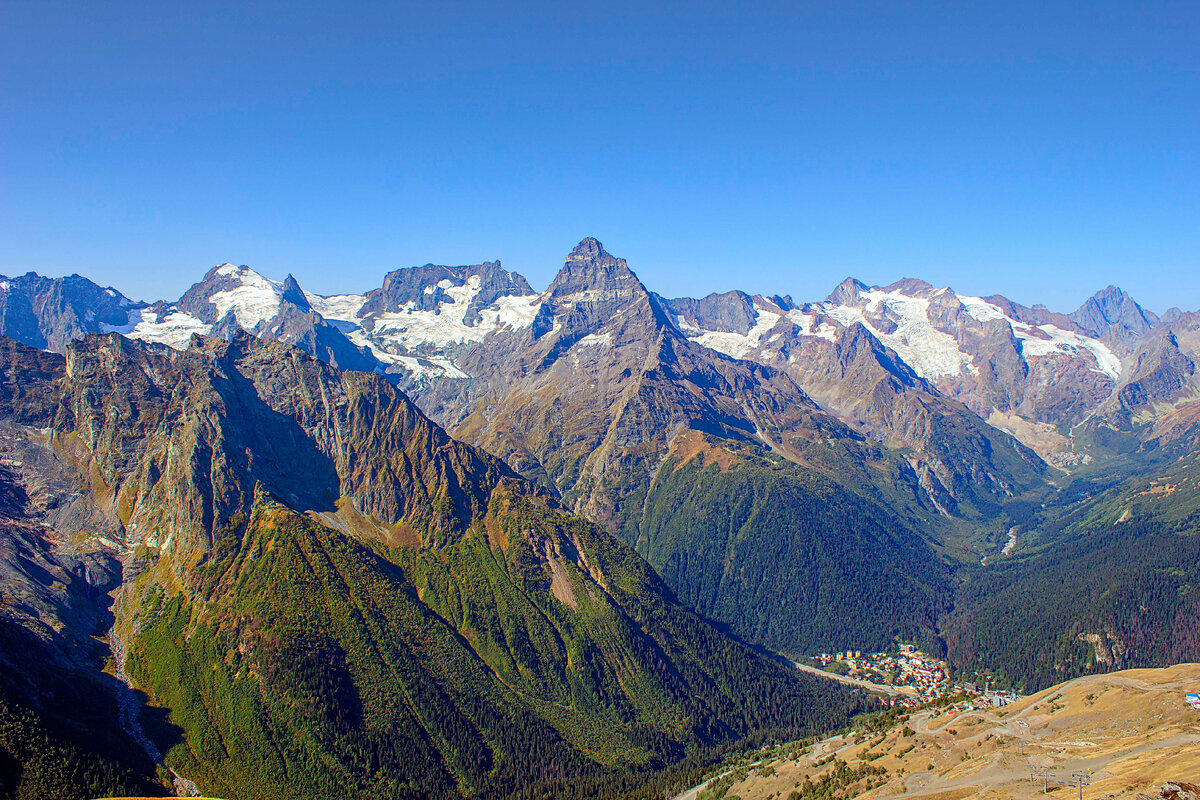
[{"xmin": 792, "ymin": 661, "xmax": 914, "ymax": 697}]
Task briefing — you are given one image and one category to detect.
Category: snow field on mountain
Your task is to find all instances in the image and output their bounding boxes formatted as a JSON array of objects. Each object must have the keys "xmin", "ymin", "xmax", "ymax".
[
  {"xmin": 821, "ymin": 289, "xmax": 977, "ymax": 379},
  {"xmin": 784, "ymin": 310, "xmax": 838, "ymax": 342},
  {"xmin": 209, "ymin": 268, "xmax": 283, "ymax": 328},
  {"xmin": 366, "ymin": 276, "xmax": 541, "ymax": 350},
  {"xmin": 125, "ymin": 309, "xmax": 210, "ymax": 350},
  {"xmin": 678, "ymin": 285, "xmax": 1121, "ymax": 384},
  {"xmin": 306, "ymin": 292, "xmax": 368, "ymax": 322},
  {"xmin": 576, "ymin": 332, "xmax": 614, "ymax": 348},
  {"xmin": 688, "ymin": 304, "xmax": 782, "ymax": 359},
  {"xmin": 1013, "ymin": 322, "xmax": 1120, "ymax": 378},
  {"xmin": 79, "ymin": 256, "xmax": 1127, "ymax": 387}
]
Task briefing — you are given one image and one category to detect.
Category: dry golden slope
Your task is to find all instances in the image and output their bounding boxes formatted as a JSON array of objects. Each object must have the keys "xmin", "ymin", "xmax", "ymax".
[{"xmin": 680, "ymin": 664, "xmax": 1200, "ymax": 800}]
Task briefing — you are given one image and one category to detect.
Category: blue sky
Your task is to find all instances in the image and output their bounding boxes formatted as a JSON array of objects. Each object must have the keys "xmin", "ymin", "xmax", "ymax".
[{"xmin": 2, "ymin": 1, "xmax": 1197, "ymax": 312}]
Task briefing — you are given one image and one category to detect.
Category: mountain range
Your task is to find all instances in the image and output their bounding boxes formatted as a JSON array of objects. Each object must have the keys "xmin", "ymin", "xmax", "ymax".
[{"xmin": 1, "ymin": 239, "xmax": 1198, "ymax": 798}]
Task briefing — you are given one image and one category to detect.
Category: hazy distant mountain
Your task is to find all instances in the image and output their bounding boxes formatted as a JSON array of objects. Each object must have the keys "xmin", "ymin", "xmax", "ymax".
[
  {"xmin": 0, "ymin": 272, "xmax": 143, "ymax": 353},
  {"xmin": 666, "ymin": 278, "xmax": 1126, "ymax": 467},
  {"xmin": 1070, "ymin": 284, "xmax": 1159, "ymax": 342}
]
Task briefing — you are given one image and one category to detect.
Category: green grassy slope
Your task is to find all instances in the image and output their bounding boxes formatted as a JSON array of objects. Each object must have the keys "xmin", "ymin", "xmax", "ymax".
[{"xmin": 128, "ymin": 494, "xmax": 867, "ymax": 800}]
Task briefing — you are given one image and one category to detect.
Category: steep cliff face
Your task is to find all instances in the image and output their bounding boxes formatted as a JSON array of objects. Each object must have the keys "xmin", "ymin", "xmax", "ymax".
[
  {"xmin": 1070, "ymin": 284, "xmax": 1160, "ymax": 342},
  {"xmin": 0, "ymin": 272, "xmax": 142, "ymax": 353}
]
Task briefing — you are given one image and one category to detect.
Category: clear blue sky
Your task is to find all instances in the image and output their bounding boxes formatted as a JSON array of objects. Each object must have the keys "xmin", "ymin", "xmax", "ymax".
[{"xmin": 2, "ymin": 1, "xmax": 1197, "ymax": 312}]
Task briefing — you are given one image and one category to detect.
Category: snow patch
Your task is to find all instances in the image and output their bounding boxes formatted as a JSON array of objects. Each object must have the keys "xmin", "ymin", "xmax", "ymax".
[
  {"xmin": 363, "ymin": 275, "xmax": 541, "ymax": 351},
  {"xmin": 959, "ymin": 295, "xmax": 1007, "ymax": 322},
  {"xmin": 689, "ymin": 303, "xmax": 781, "ymax": 359},
  {"xmin": 215, "ymin": 263, "xmax": 240, "ymax": 277},
  {"xmin": 209, "ymin": 269, "xmax": 282, "ymax": 328},
  {"xmin": 306, "ymin": 292, "xmax": 367, "ymax": 323},
  {"xmin": 484, "ymin": 293, "xmax": 543, "ymax": 330},
  {"xmin": 100, "ymin": 307, "xmax": 144, "ymax": 335},
  {"xmin": 126, "ymin": 309, "xmax": 211, "ymax": 350},
  {"xmin": 576, "ymin": 332, "xmax": 614, "ymax": 348},
  {"xmin": 393, "ymin": 355, "xmax": 469, "ymax": 379},
  {"xmin": 785, "ymin": 310, "xmax": 838, "ymax": 342},
  {"xmin": 821, "ymin": 290, "xmax": 976, "ymax": 379},
  {"xmin": 1014, "ymin": 323, "xmax": 1121, "ymax": 379}
]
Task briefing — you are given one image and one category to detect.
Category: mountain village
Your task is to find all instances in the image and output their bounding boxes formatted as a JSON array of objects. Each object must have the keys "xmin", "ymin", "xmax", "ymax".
[{"xmin": 812, "ymin": 644, "xmax": 1021, "ymax": 709}]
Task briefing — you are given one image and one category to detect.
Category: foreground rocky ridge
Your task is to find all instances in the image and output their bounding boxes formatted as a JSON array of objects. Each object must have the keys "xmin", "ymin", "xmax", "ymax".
[{"xmin": 0, "ymin": 332, "xmax": 866, "ymax": 800}]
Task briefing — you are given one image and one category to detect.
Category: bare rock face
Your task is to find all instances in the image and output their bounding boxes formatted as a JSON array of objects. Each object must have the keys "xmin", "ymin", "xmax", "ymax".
[
  {"xmin": 1069, "ymin": 310, "xmax": 1200, "ymax": 442},
  {"xmin": 363, "ymin": 259, "xmax": 533, "ymax": 326},
  {"xmin": 1070, "ymin": 284, "xmax": 1159, "ymax": 342},
  {"xmin": 0, "ymin": 272, "xmax": 142, "ymax": 353},
  {"xmin": 661, "ymin": 290, "xmax": 760, "ymax": 335},
  {"xmin": 49, "ymin": 331, "xmax": 528, "ymax": 570},
  {"xmin": 1117, "ymin": 330, "xmax": 1197, "ymax": 415},
  {"xmin": 1159, "ymin": 782, "xmax": 1200, "ymax": 800}
]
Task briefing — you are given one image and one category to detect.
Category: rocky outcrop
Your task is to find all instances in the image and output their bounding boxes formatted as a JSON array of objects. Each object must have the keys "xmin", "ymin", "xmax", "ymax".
[
  {"xmin": 0, "ymin": 272, "xmax": 142, "ymax": 353},
  {"xmin": 1070, "ymin": 284, "xmax": 1159, "ymax": 341}
]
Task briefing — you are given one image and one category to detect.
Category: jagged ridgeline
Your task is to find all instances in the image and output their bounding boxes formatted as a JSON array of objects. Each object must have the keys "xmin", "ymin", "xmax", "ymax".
[{"xmin": 0, "ymin": 332, "xmax": 864, "ymax": 800}]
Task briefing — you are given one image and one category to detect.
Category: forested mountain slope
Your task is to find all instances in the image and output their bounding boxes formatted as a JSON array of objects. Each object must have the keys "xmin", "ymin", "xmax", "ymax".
[
  {"xmin": 0, "ymin": 332, "xmax": 866, "ymax": 800},
  {"xmin": 944, "ymin": 447, "xmax": 1200, "ymax": 692}
]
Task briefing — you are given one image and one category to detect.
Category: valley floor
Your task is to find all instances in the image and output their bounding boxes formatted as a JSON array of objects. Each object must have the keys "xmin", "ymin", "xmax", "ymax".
[{"xmin": 674, "ymin": 664, "xmax": 1200, "ymax": 800}]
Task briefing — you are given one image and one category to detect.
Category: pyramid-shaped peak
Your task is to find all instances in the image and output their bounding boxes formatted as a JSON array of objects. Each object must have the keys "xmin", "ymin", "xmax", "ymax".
[
  {"xmin": 567, "ymin": 237, "xmax": 608, "ymax": 263},
  {"xmin": 548, "ymin": 237, "xmax": 640, "ymax": 296},
  {"xmin": 1070, "ymin": 284, "xmax": 1158, "ymax": 337},
  {"xmin": 280, "ymin": 274, "xmax": 311, "ymax": 311},
  {"xmin": 825, "ymin": 277, "xmax": 870, "ymax": 305}
]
